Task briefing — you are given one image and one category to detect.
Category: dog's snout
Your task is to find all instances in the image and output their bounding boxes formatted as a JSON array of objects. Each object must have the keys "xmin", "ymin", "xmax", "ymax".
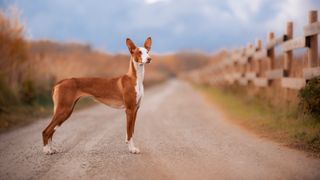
[{"xmin": 146, "ymin": 57, "xmax": 152, "ymax": 63}]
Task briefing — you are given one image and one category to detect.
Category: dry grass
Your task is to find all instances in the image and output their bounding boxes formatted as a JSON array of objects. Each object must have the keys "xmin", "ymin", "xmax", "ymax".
[
  {"xmin": 195, "ymin": 84, "xmax": 320, "ymax": 157},
  {"xmin": 0, "ymin": 7, "xmax": 29, "ymax": 105}
]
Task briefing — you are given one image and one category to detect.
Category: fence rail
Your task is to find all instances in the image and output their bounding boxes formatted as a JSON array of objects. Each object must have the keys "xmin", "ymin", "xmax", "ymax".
[{"xmin": 194, "ymin": 10, "xmax": 320, "ymax": 90}]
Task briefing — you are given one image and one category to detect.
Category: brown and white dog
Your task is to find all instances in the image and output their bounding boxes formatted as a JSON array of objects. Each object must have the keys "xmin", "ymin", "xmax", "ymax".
[{"xmin": 42, "ymin": 37, "xmax": 152, "ymax": 154}]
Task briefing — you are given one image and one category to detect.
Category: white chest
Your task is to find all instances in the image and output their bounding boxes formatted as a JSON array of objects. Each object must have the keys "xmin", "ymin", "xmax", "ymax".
[
  {"xmin": 134, "ymin": 63, "xmax": 145, "ymax": 104},
  {"xmin": 135, "ymin": 81, "xmax": 144, "ymax": 104}
]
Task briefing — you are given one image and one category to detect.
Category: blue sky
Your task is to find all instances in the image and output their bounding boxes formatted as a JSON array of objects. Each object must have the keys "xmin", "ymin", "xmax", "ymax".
[{"xmin": 1, "ymin": 0, "xmax": 319, "ymax": 53}]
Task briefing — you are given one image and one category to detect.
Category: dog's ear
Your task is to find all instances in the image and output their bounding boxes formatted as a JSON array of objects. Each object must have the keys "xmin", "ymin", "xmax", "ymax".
[
  {"xmin": 126, "ymin": 38, "xmax": 136, "ymax": 54},
  {"xmin": 144, "ymin": 37, "xmax": 152, "ymax": 51}
]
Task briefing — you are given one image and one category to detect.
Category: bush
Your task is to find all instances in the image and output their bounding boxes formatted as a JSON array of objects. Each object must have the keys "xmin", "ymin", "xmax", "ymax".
[
  {"xmin": 0, "ymin": 74, "xmax": 18, "ymax": 109},
  {"xmin": 20, "ymin": 78, "xmax": 36, "ymax": 105},
  {"xmin": 298, "ymin": 76, "xmax": 320, "ymax": 118},
  {"xmin": 0, "ymin": 7, "xmax": 30, "ymax": 106}
]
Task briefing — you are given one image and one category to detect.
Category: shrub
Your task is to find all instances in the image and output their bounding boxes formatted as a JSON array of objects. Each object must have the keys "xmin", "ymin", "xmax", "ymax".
[
  {"xmin": 20, "ymin": 78, "xmax": 36, "ymax": 105},
  {"xmin": 0, "ymin": 7, "xmax": 29, "ymax": 105},
  {"xmin": 298, "ymin": 76, "xmax": 320, "ymax": 118},
  {"xmin": 0, "ymin": 74, "xmax": 18, "ymax": 109}
]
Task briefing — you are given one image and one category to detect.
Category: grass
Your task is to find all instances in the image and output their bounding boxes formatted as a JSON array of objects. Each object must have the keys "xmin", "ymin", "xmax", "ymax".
[{"xmin": 195, "ymin": 84, "xmax": 320, "ymax": 157}]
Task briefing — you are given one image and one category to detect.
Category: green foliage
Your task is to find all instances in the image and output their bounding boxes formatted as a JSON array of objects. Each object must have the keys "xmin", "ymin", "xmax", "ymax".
[{"xmin": 298, "ymin": 76, "xmax": 320, "ymax": 118}]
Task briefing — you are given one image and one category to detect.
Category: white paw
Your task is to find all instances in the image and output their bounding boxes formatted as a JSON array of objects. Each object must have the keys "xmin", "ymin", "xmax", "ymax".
[
  {"xmin": 128, "ymin": 138, "xmax": 140, "ymax": 154},
  {"xmin": 129, "ymin": 147, "xmax": 140, "ymax": 154},
  {"xmin": 43, "ymin": 145, "xmax": 58, "ymax": 155}
]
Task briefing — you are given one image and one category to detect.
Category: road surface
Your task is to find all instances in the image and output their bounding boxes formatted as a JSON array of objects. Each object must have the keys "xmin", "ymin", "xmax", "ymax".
[{"xmin": 0, "ymin": 79, "xmax": 320, "ymax": 180}]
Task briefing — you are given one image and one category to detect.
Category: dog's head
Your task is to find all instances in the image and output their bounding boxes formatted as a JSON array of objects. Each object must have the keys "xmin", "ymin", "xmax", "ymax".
[{"xmin": 126, "ymin": 37, "xmax": 152, "ymax": 64}]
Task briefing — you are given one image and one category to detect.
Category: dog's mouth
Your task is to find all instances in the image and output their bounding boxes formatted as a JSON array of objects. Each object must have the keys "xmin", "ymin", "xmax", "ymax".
[
  {"xmin": 146, "ymin": 59, "xmax": 152, "ymax": 64},
  {"xmin": 137, "ymin": 59, "xmax": 151, "ymax": 65}
]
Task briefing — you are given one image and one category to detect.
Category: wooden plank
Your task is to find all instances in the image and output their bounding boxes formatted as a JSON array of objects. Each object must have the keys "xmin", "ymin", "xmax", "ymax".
[
  {"xmin": 253, "ymin": 49, "xmax": 267, "ymax": 60},
  {"xmin": 228, "ymin": 79, "xmax": 235, "ymax": 84},
  {"xmin": 266, "ymin": 69, "xmax": 285, "ymax": 79},
  {"xmin": 282, "ymin": 37, "xmax": 307, "ymax": 51},
  {"xmin": 225, "ymin": 74, "xmax": 236, "ymax": 83},
  {"xmin": 223, "ymin": 58, "xmax": 233, "ymax": 66},
  {"xmin": 224, "ymin": 74, "xmax": 232, "ymax": 81},
  {"xmin": 303, "ymin": 67, "xmax": 320, "ymax": 79},
  {"xmin": 267, "ymin": 35, "xmax": 286, "ymax": 49},
  {"xmin": 245, "ymin": 72, "xmax": 256, "ymax": 80},
  {"xmin": 253, "ymin": 78, "xmax": 268, "ymax": 87},
  {"xmin": 304, "ymin": 21, "xmax": 320, "ymax": 36},
  {"xmin": 239, "ymin": 57, "xmax": 248, "ymax": 64},
  {"xmin": 217, "ymin": 63, "xmax": 225, "ymax": 69},
  {"xmin": 238, "ymin": 78, "xmax": 248, "ymax": 85},
  {"xmin": 232, "ymin": 56, "xmax": 240, "ymax": 63},
  {"xmin": 216, "ymin": 76, "xmax": 224, "ymax": 83},
  {"xmin": 223, "ymin": 73, "xmax": 235, "ymax": 84},
  {"xmin": 281, "ymin": 78, "xmax": 306, "ymax": 89},
  {"xmin": 232, "ymin": 48, "xmax": 246, "ymax": 62},
  {"xmin": 227, "ymin": 58, "xmax": 234, "ymax": 66},
  {"xmin": 231, "ymin": 52, "xmax": 242, "ymax": 62},
  {"xmin": 233, "ymin": 73, "xmax": 242, "ymax": 80},
  {"xmin": 246, "ymin": 46, "xmax": 256, "ymax": 57},
  {"xmin": 227, "ymin": 60, "xmax": 234, "ymax": 65}
]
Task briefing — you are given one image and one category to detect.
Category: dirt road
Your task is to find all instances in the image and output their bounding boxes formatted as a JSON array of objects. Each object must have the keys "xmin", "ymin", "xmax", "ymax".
[{"xmin": 0, "ymin": 79, "xmax": 319, "ymax": 180}]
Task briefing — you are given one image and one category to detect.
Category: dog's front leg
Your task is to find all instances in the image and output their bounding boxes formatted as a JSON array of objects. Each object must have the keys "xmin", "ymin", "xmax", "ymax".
[{"xmin": 125, "ymin": 108, "xmax": 140, "ymax": 154}]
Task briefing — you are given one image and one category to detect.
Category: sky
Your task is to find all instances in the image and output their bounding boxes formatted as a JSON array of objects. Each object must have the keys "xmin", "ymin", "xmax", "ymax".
[{"xmin": 1, "ymin": 0, "xmax": 319, "ymax": 53}]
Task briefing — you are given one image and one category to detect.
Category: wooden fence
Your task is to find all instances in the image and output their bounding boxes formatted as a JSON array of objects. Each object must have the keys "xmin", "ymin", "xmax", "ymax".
[{"xmin": 192, "ymin": 10, "xmax": 320, "ymax": 90}]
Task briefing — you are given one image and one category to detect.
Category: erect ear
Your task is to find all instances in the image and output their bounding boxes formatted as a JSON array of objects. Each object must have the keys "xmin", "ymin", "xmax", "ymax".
[
  {"xmin": 144, "ymin": 37, "xmax": 152, "ymax": 51},
  {"xmin": 126, "ymin": 38, "xmax": 136, "ymax": 54}
]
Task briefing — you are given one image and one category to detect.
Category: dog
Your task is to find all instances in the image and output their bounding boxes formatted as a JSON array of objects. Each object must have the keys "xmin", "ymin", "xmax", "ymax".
[{"xmin": 42, "ymin": 37, "xmax": 152, "ymax": 154}]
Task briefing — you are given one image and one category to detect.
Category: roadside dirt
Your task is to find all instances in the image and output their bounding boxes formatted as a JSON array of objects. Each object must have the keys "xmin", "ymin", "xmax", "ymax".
[{"xmin": 1, "ymin": 79, "xmax": 319, "ymax": 180}]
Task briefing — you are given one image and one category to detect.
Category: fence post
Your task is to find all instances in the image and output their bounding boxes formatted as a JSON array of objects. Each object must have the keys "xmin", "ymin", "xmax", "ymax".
[
  {"xmin": 247, "ymin": 43, "xmax": 253, "ymax": 73},
  {"xmin": 267, "ymin": 32, "xmax": 275, "ymax": 70},
  {"xmin": 308, "ymin": 10, "xmax": 318, "ymax": 67},
  {"xmin": 284, "ymin": 22, "xmax": 293, "ymax": 76},
  {"xmin": 256, "ymin": 39, "xmax": 262, "ymax": 76},
  {"xmin": 256, "ymin": 39, "xmax": 262, "ymax": 50}
]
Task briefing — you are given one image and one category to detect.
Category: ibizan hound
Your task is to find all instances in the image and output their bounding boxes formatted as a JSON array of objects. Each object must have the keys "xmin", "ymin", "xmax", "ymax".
[{"xmin": 42, "ymin": 37, "xmax": 152, "ymax": 154}]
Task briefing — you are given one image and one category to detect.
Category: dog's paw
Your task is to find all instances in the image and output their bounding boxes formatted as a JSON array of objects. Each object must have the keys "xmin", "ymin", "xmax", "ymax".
[
  {"xmin": 43, "ymin": 145, "xmax": 59, "ymax": 155},
  {"xmin": 129, "ymin": 147, "xmax": 140, "ymax": 154},
  {"xmin": 127, "ymin": 138, "xmax": 140, "ymax": 154}
]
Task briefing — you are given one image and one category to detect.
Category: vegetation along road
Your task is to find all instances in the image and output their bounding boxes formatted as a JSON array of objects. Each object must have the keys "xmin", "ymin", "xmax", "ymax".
[{"xmin": 0, "ymin": 79, "xmax": 319, "ymax": 180}]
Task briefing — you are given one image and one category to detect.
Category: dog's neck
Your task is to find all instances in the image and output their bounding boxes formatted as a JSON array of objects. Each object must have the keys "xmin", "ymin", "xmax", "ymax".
[{"xmin": 127, "ymin": 57, "xmax": 145, "ymax": 83}]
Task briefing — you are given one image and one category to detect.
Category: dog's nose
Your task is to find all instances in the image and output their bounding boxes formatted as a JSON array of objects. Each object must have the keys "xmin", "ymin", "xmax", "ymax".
[{"xmin": 146, "ymin": 57, "xmax": 152, "ymax": 64}]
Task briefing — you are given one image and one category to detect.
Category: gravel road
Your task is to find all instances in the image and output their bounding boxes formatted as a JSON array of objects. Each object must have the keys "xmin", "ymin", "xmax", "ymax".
[{"xmin": 1, "ymin": 79, "xmax": 320, "ymax": 180}]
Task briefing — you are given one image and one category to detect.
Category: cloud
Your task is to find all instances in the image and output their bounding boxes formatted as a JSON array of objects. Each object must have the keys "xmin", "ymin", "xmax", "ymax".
[
  {"xmin": 226, "ymin": 0, "xmax": 263, "ymax": 23},
  {"xmin": 264, "ymin": 0, "xmax": 316, "ymax": 36},
  {"xmin": 2, "ymin": 0, "xmax": 318, "ymax": 53},
  {"xmin": 144, "ymin": 0, "xmax": 170, "ymax": 5}
]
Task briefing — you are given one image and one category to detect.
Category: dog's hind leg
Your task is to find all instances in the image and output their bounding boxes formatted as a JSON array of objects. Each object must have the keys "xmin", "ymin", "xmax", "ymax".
[
  {"xmin": 42, "ymin": 85, "xmax": 78, "ymax": 154},
  {"xmin": 42, "ymin": 115, "xmax": 61, "ymax": 154}
]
